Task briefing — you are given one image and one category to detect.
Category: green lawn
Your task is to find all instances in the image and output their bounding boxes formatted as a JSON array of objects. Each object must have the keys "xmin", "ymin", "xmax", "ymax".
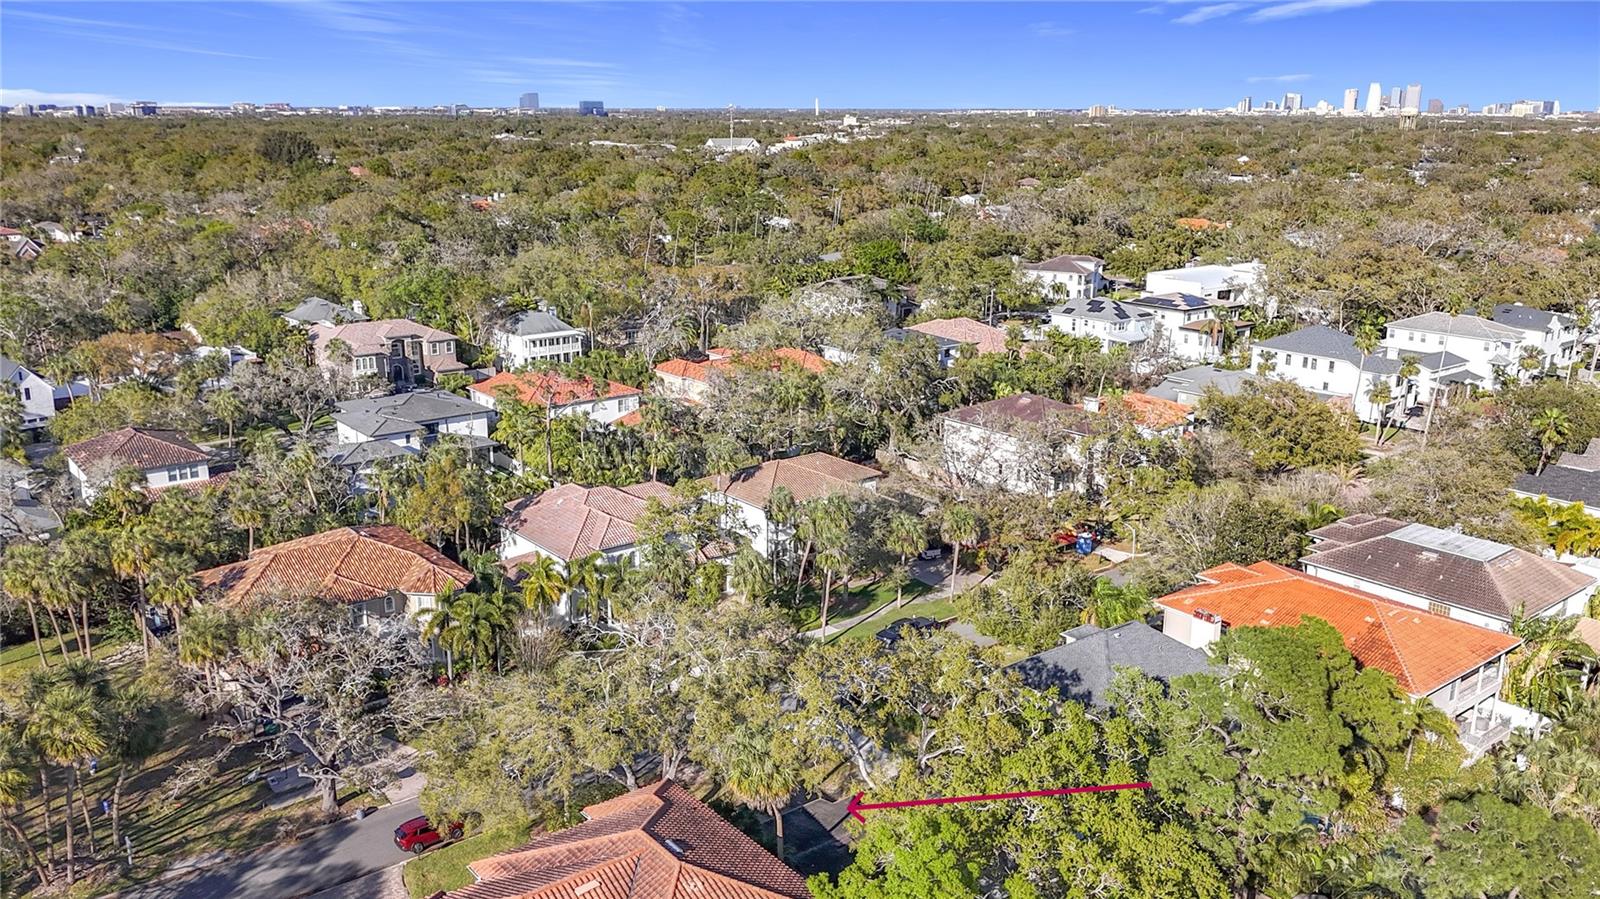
[
  {"xmin": 404, "ymin": 824, "xmax": 532, "ymax": 899},
  {"xmin": 0, "ymin": 628, "xmax": 133, "ymax": 680},
  {"xmin": 834, "ymin": 595, "xmax": 959, "ymax": 642},
  {"xmin": 793, "ymin": 577, "xmax": 933, "ymax": 631}
]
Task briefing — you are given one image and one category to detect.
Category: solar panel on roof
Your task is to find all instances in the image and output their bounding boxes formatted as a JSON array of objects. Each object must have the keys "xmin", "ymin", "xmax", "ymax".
[{"xmin": 1387, "ymin": 523, "xmax": 1507, "ymax": 562}]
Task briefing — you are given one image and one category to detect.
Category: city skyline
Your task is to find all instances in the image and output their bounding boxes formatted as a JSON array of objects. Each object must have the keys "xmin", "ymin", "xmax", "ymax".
[{"xmin": 1, "ymin": 2, "xmax": 1596, "ymax": 112}]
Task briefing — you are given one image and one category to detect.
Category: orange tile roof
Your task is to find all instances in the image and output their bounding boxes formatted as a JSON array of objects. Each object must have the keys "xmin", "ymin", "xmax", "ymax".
[
  {"xmin": 707, "ymin": 452, "xmax": 879, "ymax": 508},
  {"xmin": 65, "ymin": 427, "xmax": 209, "ymax": 470},
  {"xmin": 501, "ymin": 481, "xmax": 672, "ymax": 561},
  {"xmin": 445, "ymin": 780, "xmax": 810, "ymax": 899},
  {"xmin": 1157, "ymin": 562, "xmax": 1521, "ymax": 695},
  {"xmin": 906, "ymin": 317, "xmax": 1012, "ymax": 355},
  {"xmin": 614, "ymin": 410, "xmax": 644, "ymax": 427},
  {"xmin": 1116, "ymin": 393, "xmax": 1192, "ymax": 430},
  {"xmin": 652, "ymin": 348, "xmax": 828, "ymax": 383},
  {"xmin": 469, "ymin": 371, "xmax": 640, "ymax": 407},
  {"xmin": 1175, "ymin": 217, "xmax": 1231, "ymax": 231},
  {"xmin": 198, "ymin": 525, "xmax": 470, "ymax": 605}
]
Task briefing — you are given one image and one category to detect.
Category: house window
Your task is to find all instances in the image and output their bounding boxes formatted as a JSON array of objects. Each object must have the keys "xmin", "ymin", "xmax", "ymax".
[
  {"xmin": 1427, "ymin": 601, "xmax": 1451, "ymax": 618},
  {"xmin": 383, "ymin": 595, "xmax": 396, "ymax": 614},
  {"xmin": 1322, "ymin": 382, "xmax": 1329, "ymax": 391},
  {"xmin": 1284, "ymin": 354, "xmax": 1293, "ymax": 366},
  {"xmin": 1327, "ymin": 362, "xmax": 1335, "ymax": 374},
  {"xmin": 21, "ymin": 387, "xmax": 30, "ymax": 400}
]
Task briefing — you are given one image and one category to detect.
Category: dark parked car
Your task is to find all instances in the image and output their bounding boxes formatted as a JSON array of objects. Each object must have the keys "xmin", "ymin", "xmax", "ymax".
[
  {"xmin": 394, "ymin": 816, "xmax": 463, "ymax": 854},
  {"xmin": 875, "ymin": 617, "xmax": 942, "ymax": 646}
]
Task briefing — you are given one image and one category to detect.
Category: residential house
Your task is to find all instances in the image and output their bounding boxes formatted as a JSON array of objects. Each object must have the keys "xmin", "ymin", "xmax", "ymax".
[
  {"xmin": 1302, "ymin": 514, "xmax": 1597, "ymax": 632},
  {"xmin": 0, "ymin": 227, "xmax": 43, "ymax": 262},
  {"xmin": 1, "ymin": 356, "xmax": 63, "ymax": 430},
  {"xmin": 1158, "ymin": 561, "xmax": 1527, "ymax": 757},
  {"xmin": 1252, "ymin": 325, "xmax": 1480, "ymax": 427},
  {"xmin": 1381, "ymin": 311, "xmax": 1530, "ymax": 385},
  {"xmin": 1144, "ymin": 261, "xmax": 1266, "ymax": 309},
  {"xmin": 0, "ymin": 460, "xmax": 62, "ymax": 541},
  {"xmin": 1119, "ymin": 293, "xmax": 1250, "ymax": 364},
  {"xmin": 941, "ymin": 393, "xmax": 1094, "ymax": 495},
  {"xmin": 433, "ymin": 780, "xmax": 811, "ymax": 899},
  {"xmin": 36, "ymin": 222, "xmax": 77, "ymax": 244},
  {"xmin": 63, "ymin": 427, "xmax": 220, "ymax": 500},
  {"xmin": 904, "ymin": 317, "xmax": 1015, "ymax": 360},
  {"xmin": 1491, "ymin": 303, "xmax": 1582, "ymax": 373},
  {"xmin": 1079, "ymin": 392, "xmax": 1194, "ymax": 438},
  {"xmin": 308, "ymin": 318, "xmax": 467, "ymax": 386},
  {"xmin": 1009, "ymin": 621, "xmax": 1212, "ymax": 709},
  {"xmin": 282, "ymin": 296, "xmax": 368, "ymax": 328},
  {"xmin": 1048, "ymin": 298, "xmax": 1154, "ymax": 353},
  {"xmin": 1020, "ymin": 254, "xmax": 1106, "ymax": 300},
  {"xmin": 654, "ymin": 348, "xmax": 829, "ymax": 405},
  {"xmin": 1511, "ymin": 437, "xmax": 1600, "ymax": 508},
  {"xmin": 491, "ymin": 309, "xmax": 587, "ymax": 369},
  {"xmin": 498, "ymin": 480, "xmax": 672, "ymax": 617},
  {"xmin": 467, "ymin": 371, "xmax": 640, "ymax": 426},
  {"xmin": 705, "ymin": 137, "xmax": 763, "ymax": 153},
  {"xmin": 706, "ymin": 452, "xmax": 881, "ymax": 557},
  {"xmin": 326, "ymin": 390, "xmax": 495, "ymax": 474},
  {"xmin": 197, "ymin": 525, "xmax": 470, "ymax": 626},
  {"xmin": 1147, "ymin": 364, "xmax": 1258, "ymax": 405}
]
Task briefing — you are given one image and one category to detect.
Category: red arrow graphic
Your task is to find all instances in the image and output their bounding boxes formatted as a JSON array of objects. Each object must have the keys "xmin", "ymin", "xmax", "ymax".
[{"xmin": 846, "ymin": 782, "xmax": 1151, "ymax": 822}]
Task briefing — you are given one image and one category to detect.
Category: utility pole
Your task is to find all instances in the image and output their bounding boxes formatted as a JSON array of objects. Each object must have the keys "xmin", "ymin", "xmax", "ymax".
[{"xmin": 728, "ymin": 104, "xmax": 734, "ymax": 140}]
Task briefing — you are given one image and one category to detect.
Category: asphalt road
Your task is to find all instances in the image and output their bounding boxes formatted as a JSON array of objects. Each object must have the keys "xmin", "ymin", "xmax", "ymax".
[{"xmin": 121, "ymin": 798, "xmax": 421, "ymax": 899}]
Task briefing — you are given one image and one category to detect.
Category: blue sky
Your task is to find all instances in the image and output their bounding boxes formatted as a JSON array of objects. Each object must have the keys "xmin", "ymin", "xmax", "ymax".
[{"xmin": 2, "ymin": 2, "xmax": 1596, "ymax": 111}]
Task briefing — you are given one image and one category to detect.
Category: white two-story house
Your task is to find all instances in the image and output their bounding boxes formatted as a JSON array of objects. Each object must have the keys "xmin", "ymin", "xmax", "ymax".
[
  {"xmin": 1020, "ymin": 254, "xmax": 1105, "ymax": 300},
  {"xmin": 1048, "ymin": 298, "xmax": 1155, "ymax": 352},
  {"xmin": 1, "ymin": 356, "xmax": 64, "ymax": 431},
  {"xmin": 1382, "ymin": 311, "xmax": 1529, "ymax": 386},
  {"xmin": 1491, "ymin": 303, "xmax": 1581, "ymax": 374},
  {"xmin": 1144, "ymin": 261, "xmax": 1267, "ymax": 310},
  {"xmin": 1123, "ymin": 293, "xmax": 1250, "ymax": 364},
  {"xmin": 491, "ymin": 309, "xmax": 588, "ymax": 369},
  {"xmin": 325, "ymin": 390, "xmax": 496, "ymax": 482},
  {"xmin": 1250, "ymin": 326, "xmax": 1406, "ymax": 424}
]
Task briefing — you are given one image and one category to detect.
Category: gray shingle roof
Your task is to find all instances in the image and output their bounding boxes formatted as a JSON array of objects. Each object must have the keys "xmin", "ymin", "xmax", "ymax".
[
  {"xmin": 1493, "ymin": 303, "xmax": 1571, "ymax": 331},
  {"xmin": 1147, "ymin": 365, "xmax": 1257, "ymax": 403},
  {"xmin": 502, "ymin": 309, "xmax": 580, "ymax": 337},
  {"xmin": 332, "ymin": 390, "xmax": 486, "ymax": 439},
  {"xmin": 1386, "ymin": 311, "xmax": 1523, "ymax": 342},
  {"xmin": 1255, "ymin": 325, "xmax": 1402, "ymax": 373},
  {"xmin": 1513, "ymin": 466, "xmax": 1600, "ymax": 508},
  {"xmin": 285, "ymin": 296, "xmax": 367, "ymax": 325},
  {"xmin": 1008, "ymin": 621, "xmax": 1213, "ymax": 708}
]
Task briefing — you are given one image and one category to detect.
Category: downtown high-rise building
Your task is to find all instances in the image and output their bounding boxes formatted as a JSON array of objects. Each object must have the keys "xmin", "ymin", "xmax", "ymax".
[
  {"xmin": 1343, "ymin": 88, "xmax": 1360, "ymax": 113},
  {"xmin": 1388, "ymin": 86, "xmax": 1402, "ymax": 108},
  {"xmin": 1364, "ymin": 82, "xmax": 1383, "ymax": 114},
  {"xmin": 1427, "ymin": 98, "xmax": 1444, "ymax": 114},
  {"xmin": 1283, "ymin": 92, "xmax": 1303, "ymax": 111},
  {"xmin": 519, "ymin": 92, "xmax": 539, "ymax": 110},
  {"xmin": 1238, "ymin": 96, "xmax": 1253, "ymax": 113},
  {"xmin": 1402, "ymin": 83, "xmax": 1422, "ymax": 111}
]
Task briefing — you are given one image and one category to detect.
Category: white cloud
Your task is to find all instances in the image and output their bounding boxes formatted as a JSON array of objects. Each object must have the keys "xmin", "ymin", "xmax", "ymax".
[
  {"xmin": 1246, "ymin": 73, "xmax": 1314, "ymax": 83},
  {"xmin": 0, "ymin": 88, "xmax": 125, "ymax": 107},
  {"xmin": 1173, "ymin": 3, "xmax": 1250, "ymax": 25},
  {"xmin": 1027, "ymin": 21, "xmax": 1077, "ymax": 38},
  {"xmin": 1247, "ymin": 0, "xmax": 1376, "ymax": 23}
]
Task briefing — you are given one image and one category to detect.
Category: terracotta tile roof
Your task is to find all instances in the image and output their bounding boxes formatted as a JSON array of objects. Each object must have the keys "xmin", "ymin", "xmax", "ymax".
[
  {"xmin": 707, "ymin": 452, "xmax": 880, "ymax": 508},
  {"xmin": 613, "ymin": 410, "xmax": 644, "ymax": 428},
  {"xmin": 469, "ymin": 371, "xmax": 641, "ymax": 407},
  {"xmin": 1303, "ymin": 515, "xmax": 1595, "ymax": 620},
  {"xmin": 1157, "ymin": 561, "xmax": 1521, "ymax": 695},
  {"xmin": 502, "ymin": 481, "xmax": 672, "ymax": 561},
  {"xmin": 64, "ymin": 427, "xmax": 209, "ymax": 470},
  {"xmin": 905, "ymin": 317, "xmax": 1011, "ymax": 355},
  {"xmin": 653, "ymin": 348, "xmax": 828, "ymax": 384},
  {"xmin": 198, "ymin": 525, "xmax": 470, "ymax": 605},
  {"xmin": 444, "ymin": 780, "xmax": 810, "ymax": 899},
  {"xmin": 1116, "ymin": 392, "xmax": 1192, "ymax": 430},
  {"xmin": 945, "ymin": 393, "xmax": 1095, "ymax": 437}
]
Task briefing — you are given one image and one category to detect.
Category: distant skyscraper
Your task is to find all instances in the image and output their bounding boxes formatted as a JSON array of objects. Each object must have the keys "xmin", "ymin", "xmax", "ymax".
[
  {"xmin": 1403, "ymin": 83, "xmax": 1422, "ymax": 111},
  {"xmin": 1238, "ymin": 96, "xmax": 1252, "ymax": 113},
  {"xmin": 1365, "ymin": 82, "xmax": 1383, "ymax": 114},
  {"xmin": 1283, "ymin": 92, "xmax": 1303, "ymax": 111},
  {"xmin": 578, "ymin": 100, "xmax": 606, "ymax": 116},
  {"xmin": 1388, "ymin": 86, "xmax": 1402, "ymax": 108},
  {"xmin": 519, "ymin": 92, "xmax": 539, "ymax": 111},
  {"xmin": 1427, "ymin": 98, "xmax": 1443, "ymax": 114},
  {"xmin": 1343, "ymin": 88, "xmax": 1359, "ymax": 113}
]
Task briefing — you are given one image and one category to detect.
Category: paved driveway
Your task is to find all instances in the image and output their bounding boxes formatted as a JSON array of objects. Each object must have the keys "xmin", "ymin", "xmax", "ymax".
[{"xmin": 121, "ymin": 798, "xmax": 422, "ymax": 899}]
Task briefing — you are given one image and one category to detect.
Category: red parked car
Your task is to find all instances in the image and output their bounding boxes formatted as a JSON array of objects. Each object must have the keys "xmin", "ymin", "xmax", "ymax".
[{"xmin": 394, "ymin": 816, "xmax": 463, "ymax": 854}]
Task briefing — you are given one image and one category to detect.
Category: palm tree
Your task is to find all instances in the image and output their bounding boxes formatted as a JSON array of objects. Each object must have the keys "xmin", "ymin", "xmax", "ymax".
[
  {"xmin": 0, "ymin": 730, "xmax": 50, "ymax": 889},
  {"xmin": 1351, "ymin": 323, "xmax": 1379, "ymax": 428},
  {"xmin": 1366, "ymin": 380, "xmax": 1394, "ymax": 446},
  {"xmin": 53, "ymin": 533, "xmax": 105, "ymax": 660},
  {"xmin": 1520, "ymin": 344, "xmax": 1547, "ymax": 377},
  {"xmin": 2, "ymin": 544, "xmax": 53, "ymax": 666},
  {"xmin": 816, "ymin": 545, "xmax": 849, "ymax": 638},
  {"xmin": 564, "ymin": 552, "xmax": 609, "ymax": 623},
  {"xmin": 518, "ymin": 555, "xmax": 570, "ymax": 619},
  {"xmin": 940, "ymin": 504, "xmax": 979, "ymax": 602},
  {"xmin": 1504, "ymin": 612, "xmax": 1594, "ymax": 715},
  {"xmin": 178, "ymin": 605, "xmax": 234, "ymax": 689},
  {"xmin": 884, "ymin": 512, "xmax": 925, "ymax": 609},
  {"xmin": 105, "ymin": 685, "xmax": 167, "ymax": 853},
  {"xmin": 206, "ymin": 388, "xmax": 245, "ymax": 447},
  {"xmin": 110, "ymin": 523, "xmax": 162, "ymax": 660},
  {"xmin": 146, "ymin": 561, "xmax": 199, "ymax": 647},
  {"xmin": 718, "ymin": 727, "xmax": 796, "ymax": 861},
  {"xmin": 1533, "ymin": 407, "xmax": 1572, "ymax": 474},
  {"xmin": 420, "ymin": 589, "xmax": 513, "ymax": 675},
  {"xmin": 729, "ymin": 545, "xmax": 771, "ymax": 603},
  {"xmin": 765, "ymin": 486, "xmax": 797, "ymax": 585},
  {"xmin": 25, "ymin": 686, "xmax": 107, "ymax": 886},
  {"xmin": 1393, "ymin": 354, "xmax": 1421, "ymax": 438}
]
